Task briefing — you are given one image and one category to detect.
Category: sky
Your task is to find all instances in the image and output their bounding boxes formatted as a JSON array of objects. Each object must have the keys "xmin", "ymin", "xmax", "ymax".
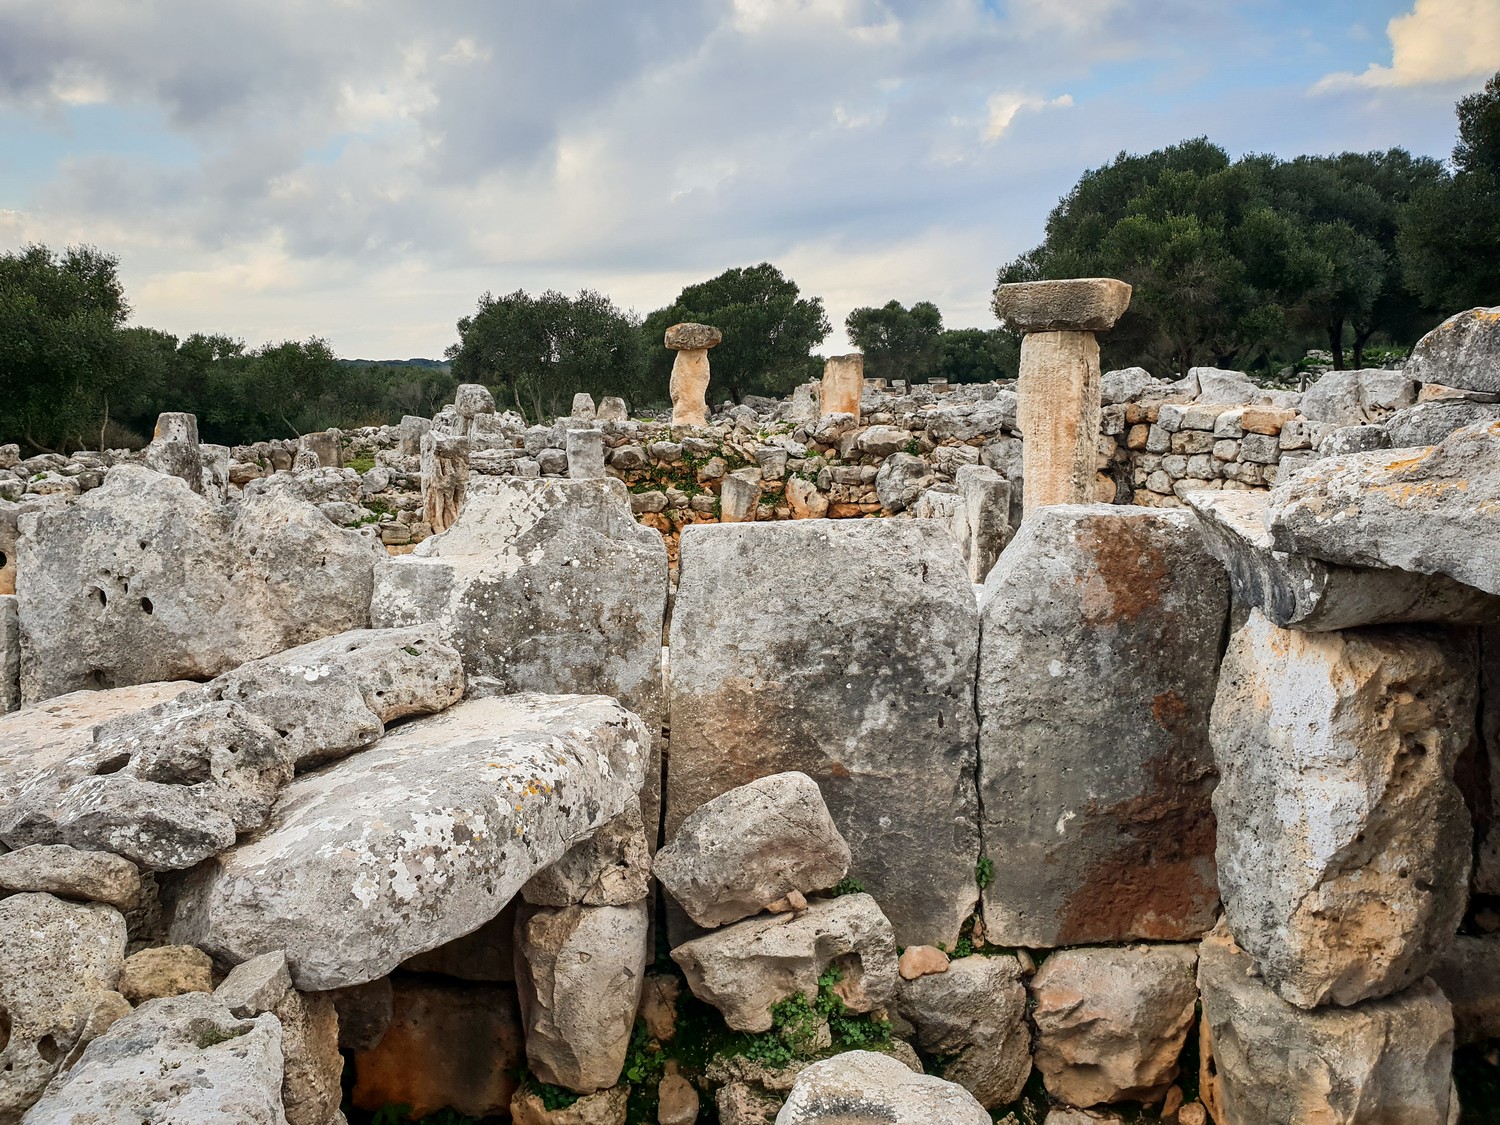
[{"xmin": 1, "ymin": 0, "xmax": 1498, "ymax": 359}]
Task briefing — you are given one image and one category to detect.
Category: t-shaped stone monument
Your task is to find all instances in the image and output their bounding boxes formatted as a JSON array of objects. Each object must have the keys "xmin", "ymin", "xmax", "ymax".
[
  {"xmin": 665, "ymin": 322, "xmax": 723, "ymax": 427},
  {"xmin": 992, "ymin": 278, "xmax": 1131, "ymax": 514}
]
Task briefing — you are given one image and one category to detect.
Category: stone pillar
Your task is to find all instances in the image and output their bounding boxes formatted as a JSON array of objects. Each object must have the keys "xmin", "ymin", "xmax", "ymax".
[
  {"xmin": 145, "ymin": 411, "xmax": 205, "ymax": 494},
  {"xmin": 566, "ymin": 430, "xmax": 606, "ymax": 481},
  {"xmin": 299, "ymin": 431, "xmax": 343, "ymax": 469},
  {"xmin": 153, "ymin": 412, "xmax": 199, "ymax": 445},
  {"xmin": 421, "ymin": 431, "xmax": 470, "ymax": 536},
  {"xmin": 992, "ymin": 278, "xmax": 1131, "ymax": 515},
  {"xmin": 1, "ymin": 593, "xmax": 18, "ymax": 714},
  {"xmin": 571, "ymin": 393, "xmax": 597, "ymax": 421},
  {"xmin": 597, "ymin": 397, "xmax": 628, "ymax": 423},
  {"xmin": 819, "ymin": 354, "xmax": 863, "ymax": 420},
  {"xmin": 399, "ymin": 416, "xmax": 431, "ymax": 458},
  {"xmin": 665, "ymin": 323, "xmax": 722, "ymax": 427}
]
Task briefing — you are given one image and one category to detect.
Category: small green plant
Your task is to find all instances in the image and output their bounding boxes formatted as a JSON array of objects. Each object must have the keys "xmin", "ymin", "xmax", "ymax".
[
  {"xmin": 976, "ymin": 856, "xmax": 995, "ymax": 890},
  {"xmin": 347, "ymin": 454, "xmax": 377, "ymax": 473},
  {"xmin": 515, "ymin": 1069, "xmax": 580, "ymax": 1111},
  {"xmin": 831, "ymin": 876, "xmax": 865, "ymax": 897},
  {"xmin": 193, "ymin": 1026, "xmax": 243, "ymax": 1049}
]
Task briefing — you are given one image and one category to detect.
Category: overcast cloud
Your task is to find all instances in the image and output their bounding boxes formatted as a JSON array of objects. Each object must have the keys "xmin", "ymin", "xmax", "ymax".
[{"xmin": 1, "ymin": 0, "xmax": 1496, "ymax": 357}]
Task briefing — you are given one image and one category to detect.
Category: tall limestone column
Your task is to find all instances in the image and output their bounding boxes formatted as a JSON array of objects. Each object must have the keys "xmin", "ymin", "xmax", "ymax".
[
  {"xmin": 820, "ymin": 354, "xmax": 864, "ymax": 421},
  {"xmin": 421, "ymin": 431, "xmax": 470, "ymax": 535},
  {"xmin": 665, "ymin": 323, "xmax": 722, "ymax": 427},
  {"xmin": 992, "ymin": 278, "xmax": 1131, "ymax": 515}
]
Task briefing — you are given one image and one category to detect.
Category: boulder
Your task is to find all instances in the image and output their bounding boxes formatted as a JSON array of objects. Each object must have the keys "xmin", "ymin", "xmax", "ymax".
[
  {"xmin": 1102, "ymin": 367, "xmax": 1158, "ymax": 404},
  {"xmin": 655, "ymin": 772, "xmax": 851, "ymax": 929},
  {"xmin": 951, "ymin": 465, "xmax": 1012, "ymax": 583},
  {"xmin": 273, "ymin": 988, "xmax": 343, "ymax": 1125},
  {"xmin": 665, "ymin": 322, "xmax": 723, "ymax": 350},
  {"xmin": 1185, "ymin": 490, "xmax": 1500, "ymax": 629},
  {"xmin": 873, "ymin": 453, "xmax": 932, "ymax": 513},
  {"xmin": 977, "ymin": 505, "xmax": 1228, "ymax": 947},
  {"xmin": 1431, "ymin": 935, "xmax": 1500, "ymax": 1046},
  {"xmin": 1301, "ymin": 369, "xmax": 1415, "ymax": 425},
  {"xmin": 1030, "ymin": 945, "xmax": 1198, "ymax": 1107},
  {"xmin": 1197, "ymin": 925, "xmax": 1456, "ymax": 1125},
  {"xmin": 119, "ymin": 944, "xmax": 214, "ymax": 1003},
  {"xmin": 856, "ymin": 426, "xmax": 912, "ymax": 458},
  {"xmin": 671, "ymin": 894, "xmax": 897, "ymax": 1033},
  {"xmin": 2, "ymin": 628, "xmax": 463, "ymax": 870},
  {"xmin": 16, "ymin": 465, "xmax": 381, "ymax": 704},
  {"xmin": 0, "ymin": 893, "xmax": 129, "ymax": 1123},
  {"xmin": 1190, "ymin": 367, "xmax": 1265, "ymax": 406},
  {"xmin": 351, "ymin": 978, "xmax": 522, "ymax": 1120},
  {"xmin": 897, "ymin": 954, "xmax": 1031, "ymax": 1107},
  {"xmin": 992, "ymin": 279, "xmax": 1132, "ymax": 333},
  {"xmin": 667, "ymin": 521, "xmax": 981, "ymax": 948},
  {"xmin": 19, "ymin": 993, "xmax": 286, "ymax": 1125},
  {"xmin": 1385, "ymin": 400, "xmax": 1500, "ymax": 446},
  {"xmin": 521, "ymin": 802, "xmax": 651, "ymax": 908},
  {"xmin": 171, "ymin": 693, "xmax": 650, "ymax": 989},
  {"xmin": 774, "ymin": 1050, "xmax": 990, "ymax": 1125},
  {"xmin": 514, "ymin": 901, "xmax": 650, "ymax": 1093},
  {"xmin": 1266, "ymin": 420, "xmax": 1500, "ymax": 595},
  {"xmin": 0, "ymin": 844, "xmax": 141, "ymax": 909},
  {"xmin": 1211, "ymin": 612, "xmax": 1473, "ymax": 1008},
  {"xmin": 216, "ymin": 951, "xmax": 293, "ymax": 1018},
  {"xmin": 1404, "ymin": 306, "xmax": 1500, "ymax": 394},
  {"xmin": 511, "ymin": 1085, "xmax": 630, "ymax": 1125}
]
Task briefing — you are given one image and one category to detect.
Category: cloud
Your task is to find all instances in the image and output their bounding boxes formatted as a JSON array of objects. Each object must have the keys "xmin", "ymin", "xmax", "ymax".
[
  {"xmin": 985, "ymin": 91, "xmax": 1074, "ymax": 141},
  {"xmin": 1316, "ymin": 0, "xmax": 1500, "ymax": 90}
]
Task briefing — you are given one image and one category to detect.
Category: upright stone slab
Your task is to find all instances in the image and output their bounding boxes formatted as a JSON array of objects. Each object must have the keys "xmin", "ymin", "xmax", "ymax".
[
  {"xmin": 977, "ymin": 505, "xmax": 1228, "ymax": 948},
  {"xmin": 1, "ymin": 594, "xmax": 16, "ymax": 713},
  {"xmin": 1211, "ymin": 611, "xmax": 1474, "ymax": 1008},
  {"xmin": 421, "ymin": 430, "xmax": 469, "ymax": 535},
  {"xmin": 17, "ymin": 465, "xmax": 381, "ymax": 704},
  {"xmin": 820, "ymin": 354, "xmax": 864, "ymax": 420},
  {"xmin": 171, "ymin": 693, "xmax": 650, "ymax": 989},
  {"xmin": 1404, "ymin": 305, "xmax": 1500, "ymax": 394},
  {"xmin": 666, "ymin": 323, "xmax": 721, "ymax": 427},
  {"xmin": 667, "ymin": 520, "xmax": 981, "ymax": 948},
  {"xmin": 1198, "ymin": 926, "xmax": 1456, "ymax": 1125},
  {"xmin": 566, "ymin": 428, "xmax": 606, "ymax": 480}
]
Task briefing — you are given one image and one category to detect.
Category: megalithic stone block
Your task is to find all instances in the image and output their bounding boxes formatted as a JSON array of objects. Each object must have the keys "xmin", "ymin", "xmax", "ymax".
[
  {"xmin": 665, "ymin": 322, "xmax": 722, "ymax": 427},
  {"xmin": 977, "ymin": 504, "xmax": 1228, "ymax": 948},
  {"xmin": 820, "ymin": 354, "xmax": 864, "ymax": 420}
]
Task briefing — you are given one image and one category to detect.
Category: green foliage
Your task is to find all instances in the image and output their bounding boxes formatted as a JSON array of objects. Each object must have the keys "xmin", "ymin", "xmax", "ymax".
[
  {"xmin": 516, "ymin": 1069, "xmax": 581, "ymax": 1111},
  {"xmin": 347, "ymin": 453, "xmax": 377, "ymax": 473},
  {"xmin": 845, "ymin": 299, "xmax": 943, "ymax": 384},
  {"xmin": 975, "ymin": 857, "xmax": 995, "ymax": 890},
  {"xmin": 640, "ymin": 262, "xmax": 831, "ymax": 402},
  {"xmin": 831, "ymin": 876, "xmax": 865, "ymax": 897}
]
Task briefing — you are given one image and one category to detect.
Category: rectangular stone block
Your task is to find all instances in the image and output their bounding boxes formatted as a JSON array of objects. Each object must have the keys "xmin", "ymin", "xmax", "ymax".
[
  {"xmin": 977, "ymin": 505, "xmax": 1229, "ymax": 947},
  {"xmin": 666, "ymin": 521, "xmax": 981, "ymax": 948},
  {"xmin": 1, "ymin": 594, "xmax": 16, "ymax": 714}
]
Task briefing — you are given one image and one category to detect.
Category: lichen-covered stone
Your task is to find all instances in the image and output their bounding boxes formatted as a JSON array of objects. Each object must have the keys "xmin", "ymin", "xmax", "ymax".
[
  {"xmin": 0, "ymin": 844, "xmax": 141, "ymax": 909},
  {"xmin": 978, "ymin": 505, "xmax": 1228, "ymax": 947},
  {"xmin": 667, "ymin": 521, "xmax": 980, "ymax": 948},
  {"xmin": 521, "ymin": 803, "xmax": 651, "ymax": 908},
  {"xmin": 655, "ymin": 772, "xmax": 850, "ymax": 929},
  {"xmin": 775, "ymin": 1050, "xmax": 989, "ymax": 1125},
  {"xmin": 171, "ymin": 693, "xmax": 650, "ymax": 989},
  {"xmin": 1212, "ymin": 612, "xmax": 1473, "ymax": 1008},
  {"xmin": 992, "ymin": 278, "xmax": 1132, "ymax": 333},
  {"xmin": 1404, "ymin": 305, "xmax": 1500, "ymax": 394},
  {"xmin": 897, "ymin": 955, "xmax": 1031, "ymax": 1108},
  {"xmin": 17, "ymin": 464, "xmax": 382, "ymax": 704},
  {"xmin": 1, "ymin": 594, "xmax": 16, "ymax": 713},
  {"xmin": 1266, "ymin": 420, "xmax": 1500, "ymax": 596}
]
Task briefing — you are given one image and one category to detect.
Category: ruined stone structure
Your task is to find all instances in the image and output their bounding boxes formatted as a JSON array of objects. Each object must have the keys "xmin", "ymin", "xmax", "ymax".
[
  {"xmin": 665, "ymin": 322, "xmax": 721, "ymax": 427},
  {"xmin": 1, "ymin": 302, "xmax": 1498, "ymax": 1125}
]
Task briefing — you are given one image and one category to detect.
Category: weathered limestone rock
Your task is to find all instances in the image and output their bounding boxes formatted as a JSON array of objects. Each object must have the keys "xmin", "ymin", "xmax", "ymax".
[
  {"xmin": 454, "ymin": 382, "xmax": 497, "ymax": 427},
  {"xmin": 978, "ymin": 506, "xmax": 1228, "ymax": 947},
  {"xmin": 1301, "ymin": 370, "xmax": 1416, "ymax": 425},
  {"xmin": 216, "ymin": 950, "xmax": 293, "ymax": 1018},
  {"xmin": 420, "ymin": 429, "xmax": 469, "ymax": 534},
  {"xmin": 325, "ymin": 977, "xmax": 392, "ymax": 1052},
  {"xmin": 16, "ymin": 465, "xmax": 381, "ymax": 703},
  {"xmin": 775, "ymin": 1050, "xmax": 989, "ymax": 1125},
  {"xmin": 171, "ymin": 693, "xmax": 650, "ymax": 989},
  {"xmin": 1211, "ymin": 612, "xmax": 1474, "ymax": 1008},
  {"xmin": 2, "ymin": 595, "xmax": 19, "ymax": 712},
  {"xmin": 896, "ymin": 945, "xmax": 949, "ymax": 981},
  {"xmin": 1405, "ymin": 306, "xmax": 1500, "ymax": 394},
  {"xmin": 0, "ymin": 893, "xmax": 129, "ymax": 1123},
  {"xmin": 1030, "ymin": 945, "xmax": 1198, "ymax": 1107},
  {"xmin": 399, "ymin": 414, "xmax": 432, "ymax": 456},
  {"xmin": 951, "ymin": 465, "xmax": 1012, "ymax": 583},
  {"xmin": 1016, "ymin": 331, "xmax": 1103, "ymax": 511},
  {"xmin": 0, "ymin": 682, "xmax": 191, "ymax": 812},
  {"xmin": 118, "ymin": 944, "xmax": 214, "ymax": 1003},
  {"xmin": 655, "ymin": 772, "xmax": 851, "ymax": 929},
  {"xmin": 666, "ymin": 323, "xmax": 722, "ymax": 426},
  {"xmin": 820, "ymin": 355, "xmax": 864, "ymax": 420},
  {"xmin": 514, "ymin": 900, "xmax": 650, "ymax": 1092},
  {"xmin": 672, "ymin": 894, "xmax": 897, "ymax": 1033},
  {"xmin": 658, "ymin": 1069, "xmax": 700, "ymax": 1125},
  {"xmin": 2, "ymin": 627, "xmax": 463, "ymax": 870},
  {"xmin": 567, "ymin": 429, "xmax": 606, "ymax": 480},
  {"xmin": 273, "ymin": 988, "xmax": 342, "ymax": 1125},
  {"xmin": 522, "ymin": 802, "xmax": 651, "ymax": 908},
  {"xmin": 1265, "ymin": 420, "xmax": 1500, "ymax": 596},
  {"xmin": 785, "ymin": 476, "xmax": 829, "ymax": 519},
  {"xmin": 992, "ymin": 278, "xmax": 1133, "ymax": 333},
  {"xmin": 373, "ymin": 479, "xmax": 666, "ymax": 727},
  {"xmin": 720, "ymin": 470, "xmax": 762, "ymax": 523},
  {"xmin": 1386, "ymin": 399, "xmax": 1500, "ymax": 446},
  {"xmin": 352, "ymin": 978, "xmax": 522, "ymax": 1120},
  {"xmin": 145, "ymin": 412, "xmax": 206, "ymax": 494},
  {"xmin": 1197, "ymin": 925, "xmax": 1456, "ymax": 1125},
  {"xmin": 667, "ymin": 521, "xmax": 980, "ymax": 948},
  {"xmin": 512, "ymin": 1084, "xmax": 630, "ymax": 1125},
  {"xmin": 0, "ymin": 501, "xmax": 27, "ymax": 595},
  {"xmin": 897, "ymin": 954, "xmax": 1031, "ymax": 1108},
  {"xmin": 874, "ymin": 452, "xmax": 932, "ymax": 512},
  {"xmin": 0, "ymin": 844, "xmax": 141, "ymax": 909},
  {"xmin": 20, "ymin": 993, "xmax": 286, "ymax": 1125},
  {"xmin": 1186, "ymin": 490, "xmax": 1500, "ymax": 629}
]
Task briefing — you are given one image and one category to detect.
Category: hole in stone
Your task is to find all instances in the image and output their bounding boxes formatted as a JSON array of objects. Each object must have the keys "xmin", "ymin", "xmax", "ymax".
[
  {"xmin": 0, "ymin": 550, "xmax": 6, "ymax": 570},
  {"xmin": 91, "ymin": 587, "xmax": 107, "ymax": 608},
  {"xmin": 140, "ymin": 597, "xmax": 154, "ymax": 615},
  {"xmin": 138, "ymin": 539, "xmax": 148, "ymax": 550},
  {"xmin": 35, "ymin": 1035, "xmax": 59, "ymax": 1063},
  {"xmin": 0, "ymin": 1005, "xmax": 10, "ymax": 1052},
  {"xmin": 94, "ymin": 752, "xmax": 130, "ymax": 775}
]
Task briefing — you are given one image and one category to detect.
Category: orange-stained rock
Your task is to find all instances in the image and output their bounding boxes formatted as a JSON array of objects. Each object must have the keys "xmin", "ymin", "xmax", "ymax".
[
  {"xmin": 352, "ymin": 976, "xmax": 523, "ymax": 1119},
  {"xmin": 897, "ymin": 945, "xmax": 951, "ymax": 981}
]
